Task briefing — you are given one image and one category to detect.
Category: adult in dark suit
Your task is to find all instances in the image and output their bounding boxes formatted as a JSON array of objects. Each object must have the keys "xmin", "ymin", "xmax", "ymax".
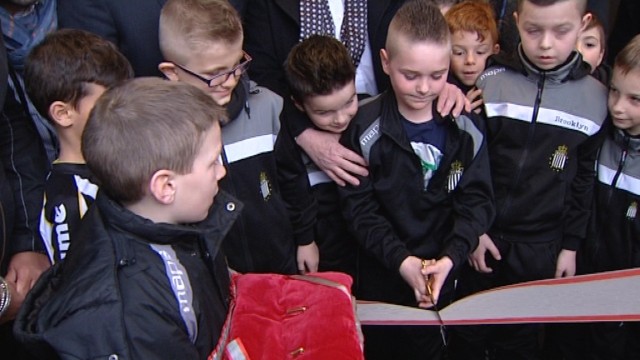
[
  {"xmin": 57, "ymin": 0, "xmax": 248, "ymax": 77},
  {"xmin": 57, "ymin": 0, "xmax": 167, "ymax": 77}
]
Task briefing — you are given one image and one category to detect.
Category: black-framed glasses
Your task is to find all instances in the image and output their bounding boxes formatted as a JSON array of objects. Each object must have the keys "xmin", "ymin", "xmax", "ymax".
[{"xmin": 173, "ymin": 51, "xmax": 252, "ymax": 88}]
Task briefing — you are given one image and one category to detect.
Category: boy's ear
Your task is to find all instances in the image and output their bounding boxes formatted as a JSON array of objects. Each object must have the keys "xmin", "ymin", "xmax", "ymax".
[
  {"xmin": 580, "ymin": 12, "xmax": 593, "ymax": 32},
  {"xmin": 493, "ymin": 43, "xmax": 501, "ymax": 55},
  {"xmin": 48, "ymin": 101, "xmax": 74, "ymax": 128},
  {"xmin": 158, "ymin": 62, "xmax": 179, "ymax": 81},
  {"xmin": 513, "ymin": 11, "xmax": 518, "ymax": 24},
  {"xmin": 291, "ymin": 96, "xmax": 305, "ymax": 113},
  {"xmin": 149, "ymin": 169, "xmax": 177, "ymax": 205},
  {"xmin": 380, "ymin": 48, "xmax": 391, "ymax": 75}
]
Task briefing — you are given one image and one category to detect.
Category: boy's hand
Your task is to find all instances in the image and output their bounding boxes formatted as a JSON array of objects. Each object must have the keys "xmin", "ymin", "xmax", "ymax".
[
  {"xmin": 297, "ymin": 242, "xmax": 319, "ymax": 274},
  {"xmin": 399, "ymin": 256, "xmax": 430, "ymax": 306},
  {"xmin": 5, "ymin": 251, "xmax": 50, "ymax": 295},
  {"xmin": 466, "ymin": 88, "xmax": 484, "ymax": 114},
  {"xmin": 469, "ymin": 233, "xmax": 501, "ymax": 273},
  {"xmin": 555, "ymin": 249, "xmax": 576, "ymax": 278},
  {"xmin": 296, "ymin": 128, "xmax": 368, "ymax": 187},
  {"xmin": 3, "ymin": 252, "xmax": 50, "ymax": 320},
  {"xmin": 437, "ymin": 83, "xmax": 471, "ymax": 117},
  {"xmin": 421, "ymin": 256, "xmax": 454, "ymax": 307}
]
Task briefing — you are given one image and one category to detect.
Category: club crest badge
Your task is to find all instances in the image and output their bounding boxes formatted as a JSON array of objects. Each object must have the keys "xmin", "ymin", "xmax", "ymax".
[
  {"xmin": 259, "ymin": 171, "xmax": 272, "ymax": 201},
  {"xmin": 549, "ymin": 145, "xmax": 569, "ymax": 172},
  {"xmin": 626, "ymin": 201, "xmax": 637, "ymax": 220},
  {"xmin": 447, "ymin": 161, "xmax": 464, "ymax": 192}
]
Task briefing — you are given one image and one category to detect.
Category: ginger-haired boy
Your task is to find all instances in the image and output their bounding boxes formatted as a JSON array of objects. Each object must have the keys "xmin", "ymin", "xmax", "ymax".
[
  {"xmin": 158, "ymin": 0, "xmax": 298, "ymax": 274},
  {"xmin": 275, "ymin": 35, "xmax": 359, "ymax": 279},
  {"xmin": 339, "ymin": 1, "xmax": 494, "ymax": 358},
  {"xmin": 25, "ymin": 29, "xmax": 133, "ymax": 263},
  {"xmin": 445, "ymin": 0, "xmax": 500, "ymax": 110},
  {"xmin": 450, "ymin": 0, "xmax": 608, "ymax": 359},
  {"xmin": 15, "ymin": 78, "xmax": 238, "ymax": 359}
]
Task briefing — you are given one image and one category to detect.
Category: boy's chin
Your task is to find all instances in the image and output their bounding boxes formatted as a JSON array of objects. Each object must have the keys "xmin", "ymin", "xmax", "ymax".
[{"xmin": 212, "ymin": 95, "xmax": 231, "ymax": 107}]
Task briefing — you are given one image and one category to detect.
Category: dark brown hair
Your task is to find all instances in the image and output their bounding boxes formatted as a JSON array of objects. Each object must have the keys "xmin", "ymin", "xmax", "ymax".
[
  {"xmin": 285, "ymin": 35, "xmax": 356, "ymax": 103},
  {"xmin": 25, "ymin": 29, "xmax": 133, "ymax": 121},
  {"xmin": 516, "ymin": 0, "xmax": 587, "ymax": 14}
]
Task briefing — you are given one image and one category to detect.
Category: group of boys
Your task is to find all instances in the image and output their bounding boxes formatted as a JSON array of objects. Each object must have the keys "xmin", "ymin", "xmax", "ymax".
[{"xmin": 4, "ymin": 0, "xmax": 639, "ymax": 359}]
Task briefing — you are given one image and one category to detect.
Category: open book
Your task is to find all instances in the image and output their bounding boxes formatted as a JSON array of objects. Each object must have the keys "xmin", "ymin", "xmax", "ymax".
[{"xmin": 357, "ymin": 268, "xmax": 640, "ymax": 325}]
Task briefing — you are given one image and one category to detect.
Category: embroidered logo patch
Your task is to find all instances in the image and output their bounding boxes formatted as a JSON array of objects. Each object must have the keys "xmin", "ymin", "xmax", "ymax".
[
  {"xmin": 259, "ymin": 171, "xmax": 272, "ymax": 201},
  {"xmin": 626, "ymin": 201, "xmax": 637, "ymax": 220},
  {"xmin": 447, "ymin": 161, "xmax": 464, "ymax": 192},
  {"xmin": 549, "ymin": 145, "xmax": 569, "ymax": 172}
]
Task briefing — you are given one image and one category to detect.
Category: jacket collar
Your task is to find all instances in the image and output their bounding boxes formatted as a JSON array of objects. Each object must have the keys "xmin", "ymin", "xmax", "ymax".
[
  {"xmin": 275, "ymin": 0, "xmax": 300, "ymax": 26},
  {"xmin": 223, "ymin": 74, "xmax": 251, "ymax": 125},
  {"xmin": 489, "ymin": 45, "xmax": 591, "ymax": 84},
  {"xmin": 378, "ymin": 90, "xmax": 451, "ymax": 148},
  {"xmin": 97, "ymin": 190, "xmax": 241, "ymax": 251},
  {"xmin": 613, "ymin": 127, "xmax": 640, "ymax": 154}
]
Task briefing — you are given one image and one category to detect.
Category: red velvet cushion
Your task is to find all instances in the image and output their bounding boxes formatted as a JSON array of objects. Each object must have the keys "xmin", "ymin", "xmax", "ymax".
[{"xmin": 212, "ymin": 272, "xmax": 364, "ymax": 360}]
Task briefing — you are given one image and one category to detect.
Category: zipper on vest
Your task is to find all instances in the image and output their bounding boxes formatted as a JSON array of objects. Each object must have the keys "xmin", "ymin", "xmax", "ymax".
[
  {"xmin": 497, "ymin": 72, "xmax": 546, "ymax": 225},
  {"xmin": 593, "ymin": 134, "xmax": 630, "ymax": 262},
  {"xmin": 610, "ymin": 134, "xmax": 630, "ymax": 192}
]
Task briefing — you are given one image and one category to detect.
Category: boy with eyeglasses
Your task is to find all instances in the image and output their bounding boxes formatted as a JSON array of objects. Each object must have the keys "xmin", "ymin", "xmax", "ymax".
[{"xmin": 158, "ymin": 0, "xmax": 299, "ymax": 274}]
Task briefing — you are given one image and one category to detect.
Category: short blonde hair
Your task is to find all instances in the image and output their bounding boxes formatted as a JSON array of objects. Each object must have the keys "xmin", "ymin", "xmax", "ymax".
[
  {"xmin": 614, "ymin": 34, "xmax": 640, "ymax": 76},
  {"xmin": 159, "ymin": 0, "xmax": 243, "ymax": 64},
  {"xmin": 82, "ymin": 78, "xmax": 226, "ymax": 203},
  {"xmin": 386, "ymin": 0, "xmax": 450, "ymax": 57}
]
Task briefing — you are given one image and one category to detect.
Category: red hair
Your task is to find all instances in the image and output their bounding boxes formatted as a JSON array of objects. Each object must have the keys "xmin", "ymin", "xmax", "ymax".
[{"xmin": 445, "ymin": 0, "xmax": 498, "ymax": 44}]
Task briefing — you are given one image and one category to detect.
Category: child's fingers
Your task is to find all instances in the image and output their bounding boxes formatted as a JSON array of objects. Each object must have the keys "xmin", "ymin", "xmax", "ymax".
[{"xmin": 486, "ymin": 241, "xmax": 502, "ymax": 261}]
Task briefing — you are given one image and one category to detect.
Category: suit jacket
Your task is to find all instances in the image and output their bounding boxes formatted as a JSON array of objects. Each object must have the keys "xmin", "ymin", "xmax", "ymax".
[
  {"xmin": 57, "ymin": 0, "xmax": 167, "ymax": 77},
  {"xmin": 243, "ymin": 0, "xmax": 406, "ymax": 98}
]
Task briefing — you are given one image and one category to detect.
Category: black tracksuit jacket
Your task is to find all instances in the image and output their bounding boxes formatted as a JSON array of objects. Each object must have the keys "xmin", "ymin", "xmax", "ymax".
[{"xmin": 338, "ymin": 90, "xmax": 494, "ymax": 305}]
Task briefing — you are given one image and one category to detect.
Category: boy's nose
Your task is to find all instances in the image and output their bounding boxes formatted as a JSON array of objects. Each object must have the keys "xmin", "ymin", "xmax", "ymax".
[
  {"xmin": 540, "ymin": 32, "xmax": 553, "ymax": 49},
  {"xmin": 416, "ymin": 78, "xmax": 429, "ymax": 94},
  {"xmin": 219, "ymin": 72, "xmax": 239, "ymax": 88},
  {"xmin": 465, "ymin": 52, "xmax": 476, "ymax": 65},
  {"xmin": 217, "ymin": 164, "xmax": 227, "ymax": 180}
]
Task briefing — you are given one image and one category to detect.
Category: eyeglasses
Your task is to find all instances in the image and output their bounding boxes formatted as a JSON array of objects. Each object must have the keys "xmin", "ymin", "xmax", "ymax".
[{"xmin": 173, "ymin": 51, "xmax": 252, "ymax": 88}]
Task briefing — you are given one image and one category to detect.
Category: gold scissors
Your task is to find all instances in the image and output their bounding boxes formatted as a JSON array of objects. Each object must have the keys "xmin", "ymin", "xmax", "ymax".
[{"xmin": 422, "ymin": 259, "xmax": 448, "ymax": 346}]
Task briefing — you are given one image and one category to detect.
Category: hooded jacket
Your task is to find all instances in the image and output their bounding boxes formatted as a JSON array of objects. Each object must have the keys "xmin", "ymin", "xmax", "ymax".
[
  {"xmin": 14, "ymin": 191, "xmax": 241, "ymax": 360},
  {"xmin": 478, "ymin": 48, "xmax": 608, "ymax": 250}
]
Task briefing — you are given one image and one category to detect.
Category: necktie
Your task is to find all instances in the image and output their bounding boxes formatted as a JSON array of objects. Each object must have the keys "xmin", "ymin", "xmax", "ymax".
[{"xmin": 299, "ymin": 0, "xmax": 367, "ymax": 67}]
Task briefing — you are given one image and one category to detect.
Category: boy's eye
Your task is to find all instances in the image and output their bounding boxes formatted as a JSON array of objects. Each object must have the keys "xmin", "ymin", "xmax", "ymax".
[
  {"xmin": 431, "ymin": 74, "xmax": 443, "ymax": 80},
  {"xmin": 526, "ymin": 28, "xmax": 540, "ymax": 35},
  {"xmin": 584, "ymin": 41, "xmax": 599, "ymax": 49},
  {"xmin": 403, "ymin": 73, "xmax": 418, "ymax": 81},
  {"xmin": 452, "ymin": 50, "xmax": 464, "ymax": 56}
]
